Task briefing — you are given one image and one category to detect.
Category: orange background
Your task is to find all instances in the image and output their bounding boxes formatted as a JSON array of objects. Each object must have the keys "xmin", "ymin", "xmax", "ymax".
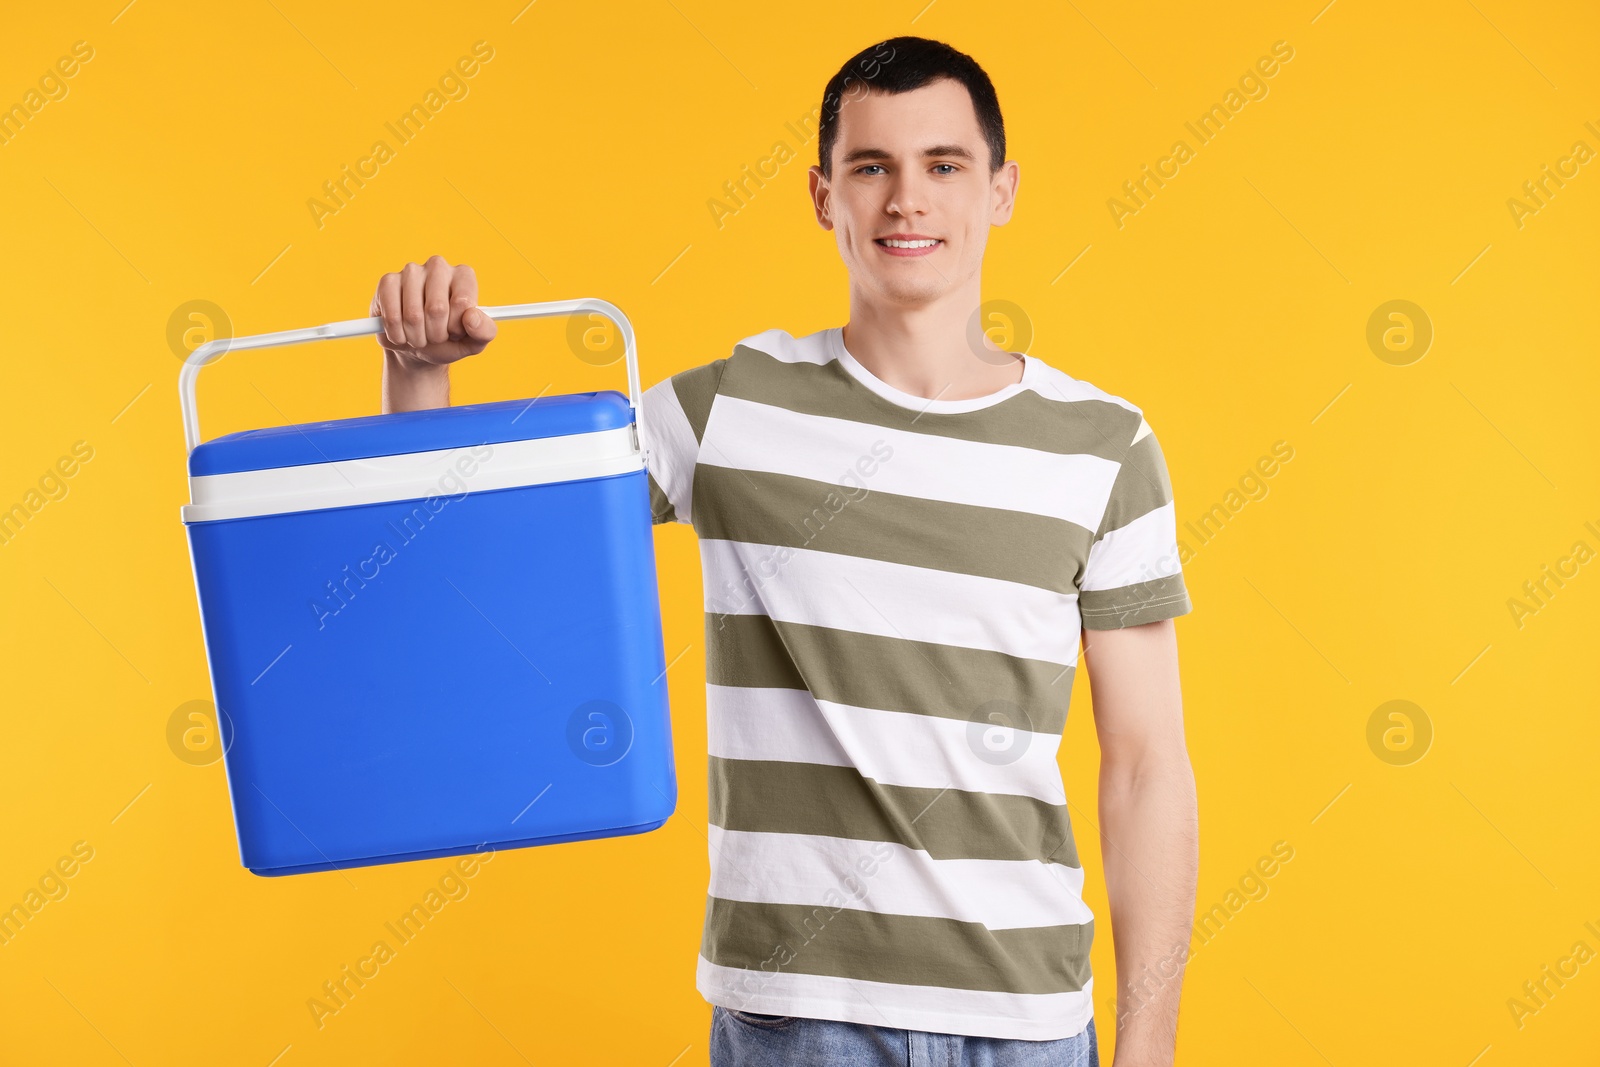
[{"xmin": 1, "ymin": 1, "xmax": 1596, "ymax": 1063}]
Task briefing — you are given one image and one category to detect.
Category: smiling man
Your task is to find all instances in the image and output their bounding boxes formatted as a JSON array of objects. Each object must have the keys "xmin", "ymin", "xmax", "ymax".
[{"xmin": 375, "ymin": 35, "xmax": 1197, "ymax": 1067}]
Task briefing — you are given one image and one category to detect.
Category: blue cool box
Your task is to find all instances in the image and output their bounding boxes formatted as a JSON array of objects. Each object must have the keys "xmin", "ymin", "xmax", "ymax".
[{"xmin": 179, "ymin": 302, "xmax": 676, "ymax": 877}]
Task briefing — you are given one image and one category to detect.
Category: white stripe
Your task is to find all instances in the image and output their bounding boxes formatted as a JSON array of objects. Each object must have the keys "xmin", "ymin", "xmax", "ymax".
[
  {"xmin": 700, "ymin": 538, "xmax": 1081, "ymax": 666},
  {"xmin": 639, "ymin": 377, "xmax": 700, "ymax": 524},
  {"xmin": 706, "ymin": 684, "xmax": 1066, "ymax": 803},
  {"xmin": 182, "ymin": 427, "xmax": 639, "ymax": 522},
  {"xmin": 707, "ymin": 825, "xmax": 1091, "ymax": 930},
  {"xmin": 701, "ymin": 394, "xmax": 1117, "ymax": 531},
  {"xmin": 1081, "ymin": 500, "xmax": 1182, "ymax": 592},
  {"xmin": 1027, "ymin": 358, "xmax": 1141, "ymax": 415},
  {"xmin": 697, "ymin": 955, "xmax": 1095, "ymax": 1042},
  {"xmin": 735, "ymin": 327, "xmax": 834, "ymax": 366},
  {"xmin": 1130, "ymin": 417, "xmax": 1152, "ymax": 445}
]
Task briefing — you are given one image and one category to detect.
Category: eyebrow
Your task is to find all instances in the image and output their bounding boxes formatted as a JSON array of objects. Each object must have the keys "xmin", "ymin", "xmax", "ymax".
[{"xmin": 840, "ymin": 144, "xmax": 977, "ymax": 166}]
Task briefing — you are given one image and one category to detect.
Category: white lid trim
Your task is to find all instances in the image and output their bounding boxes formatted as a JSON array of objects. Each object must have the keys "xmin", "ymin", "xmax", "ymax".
[{"xmin": 182, "ymin": 426, "xmax": 641, "ymax": 523}]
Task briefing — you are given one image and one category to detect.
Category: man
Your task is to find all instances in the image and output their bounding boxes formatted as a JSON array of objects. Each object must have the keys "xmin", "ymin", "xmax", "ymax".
[{"xmin": 374, "ymin": 35, "xmax": 1197, "ymax": 1067}]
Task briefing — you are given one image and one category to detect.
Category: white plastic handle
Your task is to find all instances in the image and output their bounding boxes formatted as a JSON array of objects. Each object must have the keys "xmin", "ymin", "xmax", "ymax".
[{"xmin": 179, "ymin": 298, "xmax": 644, "ymax": 457}]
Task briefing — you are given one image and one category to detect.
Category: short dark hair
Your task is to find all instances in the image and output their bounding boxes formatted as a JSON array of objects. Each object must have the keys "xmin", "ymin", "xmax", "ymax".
[{"xmin": 816, "ymin": 36, "xmax": 1006, "ymax": 181}]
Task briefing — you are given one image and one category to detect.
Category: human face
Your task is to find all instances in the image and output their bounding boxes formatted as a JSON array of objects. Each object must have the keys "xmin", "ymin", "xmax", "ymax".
[{"xmin": 809, "ymin": 77, "xmax": 1018, "ymax": 310}]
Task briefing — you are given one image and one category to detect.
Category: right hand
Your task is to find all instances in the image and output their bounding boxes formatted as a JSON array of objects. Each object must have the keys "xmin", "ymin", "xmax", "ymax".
[{"xmin": 372, "ymin": 255, "xmax": 498, "ymax": 368}]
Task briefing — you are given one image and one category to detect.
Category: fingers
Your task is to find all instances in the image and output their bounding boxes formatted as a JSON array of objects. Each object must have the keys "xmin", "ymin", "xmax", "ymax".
[
  {"xmin": 423, "ymin": 255, "xmax": 453, "ymax": 345},
  {"xmin": 399, "ymin": 262, "xmax": 427, "ymax": 349},
  {"xmin": 452, "ymin": 264, "xmax": 498, "ymax": 350},
  {"xmin": 461, "ymin": 306, "xmax": 498, "ymax": 348},
  {"xmin": 373, "ymin": 272, "xmax": 405, "ymax": 348},
  {"xmin": 375, "ymin": 257, "xmax": 495, "ymax": 364},
  {"xmin": 447, "ymin": 263, "xmax": 477, "ymax": 342}
]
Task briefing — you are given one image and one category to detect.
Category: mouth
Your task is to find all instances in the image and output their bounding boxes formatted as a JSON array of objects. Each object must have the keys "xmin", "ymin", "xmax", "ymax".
[{"xmin": 874, "ymin": 235, "xmax": 942, "ymax": 257}]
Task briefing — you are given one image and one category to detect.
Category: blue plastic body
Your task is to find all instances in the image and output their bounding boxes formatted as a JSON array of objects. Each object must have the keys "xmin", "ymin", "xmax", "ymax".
[{"xmin": 183, "ymin": 395, "xmax": 675, "ymax": 877}]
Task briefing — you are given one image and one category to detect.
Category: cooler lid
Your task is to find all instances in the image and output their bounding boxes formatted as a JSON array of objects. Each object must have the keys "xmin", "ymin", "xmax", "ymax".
[{"xmin": 188, "ymin": 390, "xmax": 633, "ymax": 477}]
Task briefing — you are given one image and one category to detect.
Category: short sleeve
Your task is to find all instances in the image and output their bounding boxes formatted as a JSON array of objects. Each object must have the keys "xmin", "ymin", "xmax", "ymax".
[
  {"xmin": 638, "ymin": 358, "xmax": 727, "ymax": 525},
  {"xmin": 1078, "ymin": 417, "xmax": 1193, "ymax": 629}
]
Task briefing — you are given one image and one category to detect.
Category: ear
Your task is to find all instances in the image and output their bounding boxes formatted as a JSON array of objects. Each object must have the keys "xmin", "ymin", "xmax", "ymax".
[
  {"xmin": 808, "ymin": 166, "xmax": 834, "ymax": 231},
  {"xmin": 990, "ymin": 159, "xmax": 1020, "ymax": 226}
]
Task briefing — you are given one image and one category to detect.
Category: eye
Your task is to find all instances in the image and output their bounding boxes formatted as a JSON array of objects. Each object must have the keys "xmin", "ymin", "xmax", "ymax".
[
  {"xmin": 933, "ymin": 163, "xmax": 958, "ymax": 175},
  {"xmin": 856, "ymin": 164, "xmax": 886, "ymax": 176}
]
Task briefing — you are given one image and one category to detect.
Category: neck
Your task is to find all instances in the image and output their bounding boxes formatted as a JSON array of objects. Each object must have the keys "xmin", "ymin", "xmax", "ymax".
[{"xmin": 843, "ymin": 280, "xmax": 1024, "ymax": 402}]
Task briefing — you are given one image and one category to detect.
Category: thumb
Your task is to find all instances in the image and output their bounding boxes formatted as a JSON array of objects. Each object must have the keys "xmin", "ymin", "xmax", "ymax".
[{"xmin": 462, "ymin": 306, "xmax": 498, "ymax": 343}]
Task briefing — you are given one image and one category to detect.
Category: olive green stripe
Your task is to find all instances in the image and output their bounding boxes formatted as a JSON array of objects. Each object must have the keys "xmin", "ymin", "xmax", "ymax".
[
  {"xmin": 1079, "ymin": 575, "xmax": 1192, "ymax": 630},
  {"xmin": 702, "ymin": 897, "xmax": 1093, "ymax": 995},
  {"xmin": 706, "ymin": 614, "xmax": 1074, "ymax": 735},
  {"xmin": 709, "ymin": 757, "xmax": 1079, "ymax": 868},
  {"xmin": 723, "ymin": 343, "xmax": 1140, "ymax": 458},
  {"xmin": 1093, "ymin": 431, "xmax": 1173, "ymax": 539},
  {"xmin": 692, "ymin": 465, "xmax": 1090, "ymax": 594},
  {"xmin": 670, "ymin": 358, "xmax": 727, "ymax": 444}
]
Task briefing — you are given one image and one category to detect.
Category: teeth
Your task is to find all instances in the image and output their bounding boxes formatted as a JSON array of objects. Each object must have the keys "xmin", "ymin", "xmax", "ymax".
[{"xmin": 881, "ymin": 238, "xmax": 938, "ymax": 248}]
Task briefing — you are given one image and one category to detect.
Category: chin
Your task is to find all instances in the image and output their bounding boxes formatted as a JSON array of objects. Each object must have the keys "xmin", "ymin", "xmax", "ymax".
[{"xmin": 877, "ymin": 280, "xmax": 946, "ymax": 306}]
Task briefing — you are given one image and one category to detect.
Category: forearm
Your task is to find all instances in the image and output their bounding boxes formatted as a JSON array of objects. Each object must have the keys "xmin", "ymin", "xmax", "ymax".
[
  {"xmin": 382, "ymin": 351, "xmax": 451, "ymax": 413},
  {"xmin": 1098, "ymin": 748, "xmax": 1198, "ymax": 1065}
]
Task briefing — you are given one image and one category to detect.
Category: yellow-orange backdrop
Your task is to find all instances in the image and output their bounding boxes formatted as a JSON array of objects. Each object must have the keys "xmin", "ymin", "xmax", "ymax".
[{"xmin": 1, "ymin": 1, "xmax": 1596, "ymax": 1064}]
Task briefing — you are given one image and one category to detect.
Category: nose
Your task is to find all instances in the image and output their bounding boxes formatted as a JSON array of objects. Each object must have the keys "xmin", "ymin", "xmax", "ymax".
[{"xmin": 883, "ymin": 170, "xmax": 928, "ymax": 219}]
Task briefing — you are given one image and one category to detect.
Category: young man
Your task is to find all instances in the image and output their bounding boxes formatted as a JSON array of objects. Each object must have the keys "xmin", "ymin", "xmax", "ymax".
[{"xmin": 374, "ymin": 36, "xmax": 1197, "ymax": 1067}]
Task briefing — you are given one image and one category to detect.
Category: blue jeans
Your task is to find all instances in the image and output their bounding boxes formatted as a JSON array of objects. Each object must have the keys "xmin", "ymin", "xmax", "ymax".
[{"xmin": 710, "ymin": 1007, "xmax": 1099, "ymax": 1066}]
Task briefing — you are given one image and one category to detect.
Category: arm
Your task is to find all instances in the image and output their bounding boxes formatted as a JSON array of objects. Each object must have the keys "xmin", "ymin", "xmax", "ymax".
[
  {"xmin": 1084, "ymin": 617, "xmax": 1197, "ymax": 1067},
  {"xmin": 374, "ymin": 255, "xmax": 498, "ymax": 414},
  {"xmin": 383, "ymin": 349, "xmax": 451, "ymax": 413},
  {"xmin": 373, "ymin": 253, "xmax": 692, "ymax": 531}
]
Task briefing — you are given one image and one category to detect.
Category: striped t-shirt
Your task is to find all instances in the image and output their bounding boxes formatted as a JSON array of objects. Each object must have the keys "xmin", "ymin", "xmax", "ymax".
[{"xmin": 637, "ymin": 325, "xmax": 1193, "ymax": 1041}]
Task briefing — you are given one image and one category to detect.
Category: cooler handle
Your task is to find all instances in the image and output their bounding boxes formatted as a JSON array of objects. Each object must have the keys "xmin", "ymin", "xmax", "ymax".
[{"xmin": 179, "ymin": 299, "xmax": 644, "ymax": 458}]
